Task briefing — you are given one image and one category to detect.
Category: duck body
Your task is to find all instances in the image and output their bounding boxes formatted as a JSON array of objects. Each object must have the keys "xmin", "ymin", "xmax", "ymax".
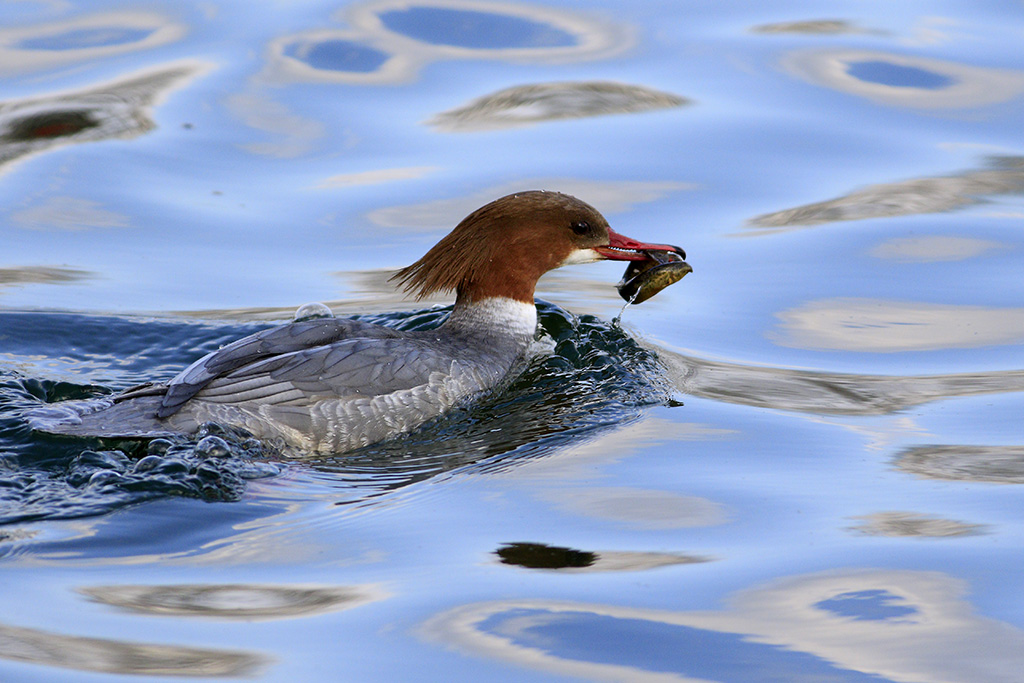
[{"xmin": 31, "ymin": 191, "xmax": 686, "ymax": 454}]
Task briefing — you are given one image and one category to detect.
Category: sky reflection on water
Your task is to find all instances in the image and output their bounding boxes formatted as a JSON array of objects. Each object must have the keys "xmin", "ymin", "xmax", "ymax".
[
  {"xmin": 1, "ymin": 0, "xmax": 1023, "ymax": 680},
  {"xmin": 781, "ymin": 48, "xmax": 1024, "ymax": 109},
  {"xmin": 423, "ymin": 570, "xmax": 1024, "ymax": 682}
]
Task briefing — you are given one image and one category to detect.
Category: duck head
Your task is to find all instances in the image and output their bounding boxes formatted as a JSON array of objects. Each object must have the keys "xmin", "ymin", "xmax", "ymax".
[{"xmin": 392, "ymin": 190, "xmax": 686, "ymax": 304}]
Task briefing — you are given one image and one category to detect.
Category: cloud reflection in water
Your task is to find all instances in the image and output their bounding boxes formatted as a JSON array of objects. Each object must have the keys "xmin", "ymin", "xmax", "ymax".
[
  {"xmin": 0, "ymin": 623, "xmax": 266, "ymax": 678},
  {"xmin": 11, "ymin": 196, "xmax": 129, "ymax": 231},
  {"xmin": 222, "ymin": 92, "xmax": 326, "ymax": 159},
  {"xmin": 0, "ymin": 11, "xmax": 186, "ymax": 77},
  {"xmin": 656, "ymin": 342, "xmax": 1024, "ymax": 415},
  {"xmin": 81, "ymin": 582, "xmax": 389, "ymax": 620},
  {"xmin": 847, "ymin": 511, "xmax": 988, "ymax": 538},
  {"xmin": 751, "ymin": 19, "xmax": 875, "ymax": 36},
  {"xmin": 0, "ymin": 60, "xmax": 211, "ymax": 175},
  {"xmin": 895, "ymin": 445, "xmax": 1024, "ymax": 484},
  {"xmin": 264, "ymin": 0, "xmax": 631, "ymax": 85},
  {"xmin": 749, "ymin": 157, "xmax": 1024, "ymax": 229},
  {"xmin": 422, "ymin": 569, "xmax": 1024, "ymax": 682},
  {"xmin": 781, "ymin": 49, "xmax": 1024, "ymax": 109},
  {"xmin": 429, "ymin": 81, "xmax": 688, "ymax": 131},
  {"xmin": 0, "ymin": 265, "xmax": 92, "ymax": 289},
  {"xmin": 771, "ymin": 298, "xmax": 1024, "ymax": 352}
]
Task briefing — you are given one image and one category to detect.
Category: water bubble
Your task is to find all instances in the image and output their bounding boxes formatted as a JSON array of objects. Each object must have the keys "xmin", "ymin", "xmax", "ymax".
[
  {"xmin": 197, "ymin": 422, "xmax": 231, "ymax": 438},
  {"xmin": 147, "ymin": 438, "xmax": 174, "ymax": 455},
  {"xmin": 133, "ymin": 455, "xmax": 164, "ymax": 473},
  {"xmin": 75, "ymin": 449, "xmax": 129, "ymax": 471},
  {"xmin": 195, "ymin": 435, "xmax": 231, "ymax": 458},
  {"xmin": 88, "ymin": 470, "xmax": 123, "ymax": 487},
  {"xmin": 294, "ymin": 302, "xmax": 334, "ymax": 321}
]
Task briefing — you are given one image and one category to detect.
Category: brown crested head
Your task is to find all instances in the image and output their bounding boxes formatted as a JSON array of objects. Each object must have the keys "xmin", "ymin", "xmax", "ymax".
[{"xmin": 391, "ymin": 191, "xmax": 614, "ymax": 304}]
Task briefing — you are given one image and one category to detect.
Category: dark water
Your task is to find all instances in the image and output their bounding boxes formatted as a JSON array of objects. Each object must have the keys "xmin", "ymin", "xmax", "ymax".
[{"xmin": 2, "ymin": 0, "xmax": 1024, "ymax": 681}]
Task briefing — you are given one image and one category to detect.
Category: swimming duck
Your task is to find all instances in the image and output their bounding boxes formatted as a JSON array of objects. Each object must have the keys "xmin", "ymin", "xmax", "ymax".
[{"xmin": 31, "ymin": 191, "xmax": 686, "ymax": 454}]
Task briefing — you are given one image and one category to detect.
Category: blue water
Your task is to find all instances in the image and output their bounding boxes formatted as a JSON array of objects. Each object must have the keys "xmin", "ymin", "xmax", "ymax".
[
  {"xmin": 379, "ymin": 8, "xmax": 577, "ymax": 49},
  {"xmin": 283, "ymin": 39, "xmax": 390, "ymax": 73},
  {"xmin": 845, "ymin": 61, "xmax": 954, "ymax": 89},
  {"xmin": 19, "ymin": 27, "xmax": 155, "ymax": 51},
  {"xmin": 2, "ymin": 1, "xmax": 1024, "ymax": 681}
]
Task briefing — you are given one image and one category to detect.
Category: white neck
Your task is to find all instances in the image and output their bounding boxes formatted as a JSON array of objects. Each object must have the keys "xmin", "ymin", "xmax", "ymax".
[{"xmin": 443, "ymin": 296, "xmax": 538, "ymax": 339}]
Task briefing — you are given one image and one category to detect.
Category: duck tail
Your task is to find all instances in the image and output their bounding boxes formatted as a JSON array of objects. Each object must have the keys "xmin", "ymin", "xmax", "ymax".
[{"xmin": 27, "ymin": 396, "xmax": 176, "ymax": 440}]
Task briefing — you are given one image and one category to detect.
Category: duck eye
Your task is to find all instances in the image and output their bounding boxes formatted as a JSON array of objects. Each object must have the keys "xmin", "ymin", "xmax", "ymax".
[{"xmin": 571, "ymin": 221, "xmax": 590, "ymax": 236}]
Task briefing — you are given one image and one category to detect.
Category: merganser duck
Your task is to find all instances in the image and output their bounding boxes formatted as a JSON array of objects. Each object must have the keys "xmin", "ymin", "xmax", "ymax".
[{"xmin": 31, "ymin": 191, "xmax": 686, "ymax": 454}]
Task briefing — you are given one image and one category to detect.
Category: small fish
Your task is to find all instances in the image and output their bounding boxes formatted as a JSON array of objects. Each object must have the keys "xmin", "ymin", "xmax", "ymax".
[{"xmin": 616, "ymin": 248, "xmax": 692, "ymax": 304}]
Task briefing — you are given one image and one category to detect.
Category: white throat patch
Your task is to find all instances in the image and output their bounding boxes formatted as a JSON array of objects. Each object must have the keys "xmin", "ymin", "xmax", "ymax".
[{"xmin": 560, "ymin": 247, "xmax": 603, "ymax": 266}]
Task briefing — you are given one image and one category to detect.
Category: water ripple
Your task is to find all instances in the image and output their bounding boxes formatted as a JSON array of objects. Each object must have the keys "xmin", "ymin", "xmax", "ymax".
[{"xmin": 0, "ymin": 301, "xmax": 670, "ymax": 524}]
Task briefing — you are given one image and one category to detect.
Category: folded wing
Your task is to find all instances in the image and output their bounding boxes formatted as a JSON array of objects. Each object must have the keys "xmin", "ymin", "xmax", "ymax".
[{"xmin": 151, "ymin": 317, "xmax": 405, "ymax": 417}]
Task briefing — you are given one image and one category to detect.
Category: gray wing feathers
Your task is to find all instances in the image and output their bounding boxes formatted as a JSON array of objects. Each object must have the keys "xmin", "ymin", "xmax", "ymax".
[
  {"xmin": 157, "ymin": 318, "xmax": 401, "ymax": 417},
  {"xmin": 194, "ymin": 376, "xmax": 307, "ymax": 404},
  {"xmin": 30, "ymin": 315, "xmax": 515, "ymax": 452},
  {"xmin": 188, "ymin": 338, "xmax": 458, "ymax": 410}
]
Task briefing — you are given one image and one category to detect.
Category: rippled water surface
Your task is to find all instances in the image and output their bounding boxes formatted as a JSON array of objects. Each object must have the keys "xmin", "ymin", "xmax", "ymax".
[{"xmin": 2, "ymin": 1, "xmax": 1023, "ymax": 681}]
